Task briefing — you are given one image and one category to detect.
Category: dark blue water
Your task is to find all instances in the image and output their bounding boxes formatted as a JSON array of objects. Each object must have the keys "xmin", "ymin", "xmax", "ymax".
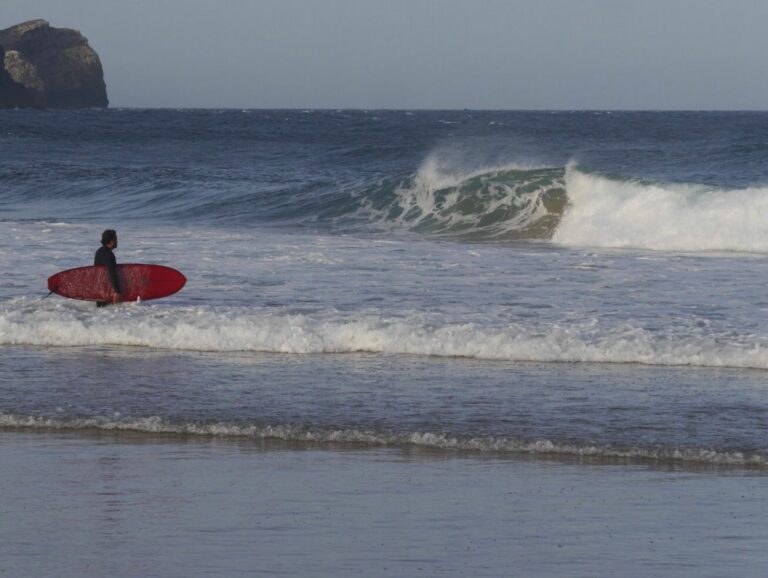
[{"xmin": 3, "ymin": 109, "xmax": 768, "ymax": 229}]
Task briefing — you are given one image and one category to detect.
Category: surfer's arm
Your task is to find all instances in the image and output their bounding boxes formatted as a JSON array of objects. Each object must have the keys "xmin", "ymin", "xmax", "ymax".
[{"xmin": 106, "ymin": 253, "xmax": 121, "ymax": 294}]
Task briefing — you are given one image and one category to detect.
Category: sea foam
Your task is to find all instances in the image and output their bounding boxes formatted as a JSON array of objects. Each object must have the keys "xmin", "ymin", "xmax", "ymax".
[
  {"xmin": 2, "ymin": 301, "xmax": 768, "ymax": 370},
  {"xmin": 554, "ymin": 165, "xmax": 768, "ymax": 252}
]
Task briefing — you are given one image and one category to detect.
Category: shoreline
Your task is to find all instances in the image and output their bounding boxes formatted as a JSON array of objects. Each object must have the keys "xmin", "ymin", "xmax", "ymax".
[
  {"xmin": 3, "ymin": 421, "xmax": 768, "ymax": 472},
  {"xmin": 3, "ymin": 430, "xmax": 767, "ymax": 577}
]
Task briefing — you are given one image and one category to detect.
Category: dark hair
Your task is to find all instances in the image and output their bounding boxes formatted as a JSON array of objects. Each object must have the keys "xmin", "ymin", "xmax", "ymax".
[{"xmin": 101, "ymin": 229, "xmax": 117, "ymax": 246}]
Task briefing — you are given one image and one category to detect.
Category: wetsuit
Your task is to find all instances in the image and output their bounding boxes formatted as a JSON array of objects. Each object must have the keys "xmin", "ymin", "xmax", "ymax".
[{"xmin": 94, "ymin": 245, "xmax": 120, "ymax": 307}]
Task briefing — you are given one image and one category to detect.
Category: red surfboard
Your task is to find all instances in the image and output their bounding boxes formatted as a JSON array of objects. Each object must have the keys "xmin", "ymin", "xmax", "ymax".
[{"xmin": 47, "ymin": 264, "xmax": 186, "ymax": 302}]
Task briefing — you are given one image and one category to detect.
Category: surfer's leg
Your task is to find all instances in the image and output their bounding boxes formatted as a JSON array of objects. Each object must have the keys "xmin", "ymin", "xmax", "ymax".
[{"xmin": 96, "ymin": 301, "xmax": 107, "ymax": 308}]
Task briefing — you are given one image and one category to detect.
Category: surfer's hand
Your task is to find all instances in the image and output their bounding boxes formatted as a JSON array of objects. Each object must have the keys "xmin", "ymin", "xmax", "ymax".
[{"xmin": 111, "ymin": 291, "xmax": 120, "ymax": 302}]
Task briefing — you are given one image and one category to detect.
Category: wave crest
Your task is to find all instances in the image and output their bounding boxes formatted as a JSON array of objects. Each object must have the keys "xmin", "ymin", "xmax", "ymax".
[{"xmin": 350, "ymin": 157, "xmax": 567, "ymax": 240}]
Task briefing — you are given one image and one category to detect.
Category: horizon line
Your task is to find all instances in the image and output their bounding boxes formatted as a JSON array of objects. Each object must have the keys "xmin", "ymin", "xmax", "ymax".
[{"xmin": 31, "ymin": 106, "xmax": 768, "ymax": 113}]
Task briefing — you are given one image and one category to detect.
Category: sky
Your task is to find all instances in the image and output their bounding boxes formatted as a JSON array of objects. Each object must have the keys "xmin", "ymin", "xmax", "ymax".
[{"xmin": 3, "ymin": 0, "xmax": 768, "ymax": 109}]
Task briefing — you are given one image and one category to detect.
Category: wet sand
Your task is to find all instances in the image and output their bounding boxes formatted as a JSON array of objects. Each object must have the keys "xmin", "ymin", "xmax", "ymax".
[{"xmin": 2, "ymin": 431, "xmax": 768, "ymax": 578}]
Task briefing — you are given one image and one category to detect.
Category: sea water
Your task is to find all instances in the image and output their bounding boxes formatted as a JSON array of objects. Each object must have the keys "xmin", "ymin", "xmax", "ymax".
[{"xmin": 2, "ymin": 110, "xmax": 768, "ymax": 576}]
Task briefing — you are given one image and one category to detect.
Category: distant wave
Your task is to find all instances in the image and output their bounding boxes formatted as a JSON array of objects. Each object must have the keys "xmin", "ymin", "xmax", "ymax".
[
  {"xmin": 3, "ymin": 301, "xmax": 768, "ymax": 370},
  {"xmin": 2, "ymin": 413, "xmax": 765, "ymax": 467}
]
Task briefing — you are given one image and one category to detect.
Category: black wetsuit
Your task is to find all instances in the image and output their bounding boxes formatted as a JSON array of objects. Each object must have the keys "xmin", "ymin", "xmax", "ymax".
[{"xmin": 94, "ymin": 245, "xmax": 120, "ymax": 307}]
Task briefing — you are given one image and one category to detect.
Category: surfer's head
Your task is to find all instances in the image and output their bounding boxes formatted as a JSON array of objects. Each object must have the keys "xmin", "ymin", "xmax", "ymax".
[{"xmin": 101, "ymin": 229, "xmax": 118, "ymax": 249}]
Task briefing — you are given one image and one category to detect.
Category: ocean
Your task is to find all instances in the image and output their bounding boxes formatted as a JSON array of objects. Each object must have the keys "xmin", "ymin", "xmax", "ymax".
[{"xmin": 3, "ymin": 109, "xmax": 768, "ymax": 576}]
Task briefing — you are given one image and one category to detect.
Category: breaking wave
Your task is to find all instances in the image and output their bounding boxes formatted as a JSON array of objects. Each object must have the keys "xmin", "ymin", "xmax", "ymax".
[
  {"xmin": 3, "ymin": 302, "xmax": 768, "ymax": 370},
  {"xmin": 7, "ymin": 140, "xmax": 768, "ymax": 253},
  {"xmin": 554, "ymin": 166, "xmax": 768, "ymax": 252},
  {"xmin": 344, "ymin": 156, "xmax": 567, "ymax": 240},
  {"xmin": 329, "ymin": 159, "xmax": 768, "ymax": 252}
]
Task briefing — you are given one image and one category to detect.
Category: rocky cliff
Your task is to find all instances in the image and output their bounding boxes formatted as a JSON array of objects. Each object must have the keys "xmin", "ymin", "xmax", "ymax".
[
  {"xmin": 0, "ymin": 44, "xmax": 40, "ymax": 108},
  {"xmin": 0, "ymin": 19, "xmax": 108, "ymax": 109}
]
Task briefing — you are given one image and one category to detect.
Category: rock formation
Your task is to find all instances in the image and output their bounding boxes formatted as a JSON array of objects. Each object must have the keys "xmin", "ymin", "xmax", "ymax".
[
  {"xmin": 0, "ymin": 44, "xmax": 39, "ymax": 108},
  {"xmin": 0, "ymin": 19, "xmax": 108, "ymax": 109}
]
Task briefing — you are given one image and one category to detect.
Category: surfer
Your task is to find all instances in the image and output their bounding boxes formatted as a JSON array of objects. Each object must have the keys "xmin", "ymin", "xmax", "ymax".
[{"xmin": 94, "ymin": 229, "xmax": 121, "ymax": 307}]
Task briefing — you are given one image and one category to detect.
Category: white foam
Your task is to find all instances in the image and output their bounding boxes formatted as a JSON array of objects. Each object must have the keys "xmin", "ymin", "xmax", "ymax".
[
  {"xmin": 2, "ymin": 413, "xmax": 764, "ymax": 466},
  {"xmin": 2, "ymin": 301, "xmax": 768, "ymax": 370},
  {"xmin": 554, "ymin": 166, "xmax": 768, "ymax": 252}
]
